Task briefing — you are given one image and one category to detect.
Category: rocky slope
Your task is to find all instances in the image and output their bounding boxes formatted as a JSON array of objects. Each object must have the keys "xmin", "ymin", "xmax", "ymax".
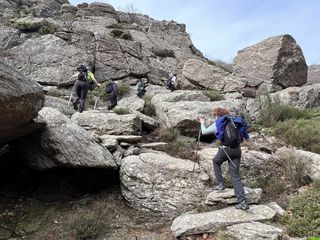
[{"xmin": 0, "ymin": 1, "xmax": 319, "ymax": 240}]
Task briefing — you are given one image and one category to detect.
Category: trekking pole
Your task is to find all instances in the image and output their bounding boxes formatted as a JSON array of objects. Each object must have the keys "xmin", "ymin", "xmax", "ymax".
[
  {"xmin": 67, "ymin": 92, "xmax": 73, "ymax": 107},
  {"xmin": 219, "ymin": 146, "xmax": 237, "ymax": 168},
  {"xmin": 193, "ymin": 127, "xmax": 202, "ymax": 172},
  {"xmin": 94, "ymin": 97, "xmax": 98, "ymax": 110}
]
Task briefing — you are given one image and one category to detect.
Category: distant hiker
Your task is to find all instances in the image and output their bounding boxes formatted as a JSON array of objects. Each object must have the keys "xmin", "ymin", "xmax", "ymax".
[
  {"xmin": 199, "ymin": 107, "xmax": 250, "ymax": 210},
  {"xmin": 137, "ymin": 78, "xmax": 148, "ymax": 98},
  {"xmin": 106, "ymin": 80, "xmax": 118, "ymax": 110},
  {"xmin": 73, "ymin": 65, "xmax": 101, "ymax": 113},
  {"xmin": 167, "ymin": 74, "xmax": 177, "ymax": 92}
]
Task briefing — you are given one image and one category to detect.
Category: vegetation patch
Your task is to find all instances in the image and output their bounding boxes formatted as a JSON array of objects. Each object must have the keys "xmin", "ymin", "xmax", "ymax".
[
  {"xmin": 12, "ymin": 20, "xmax": 56, "ymax": 34},
  {"xmin": 142, "ymin": 95, "xmax": 156, "ymax": 116},
  {"xmin": 274, "ymin": 119, "xmax": 320, "ymax": 154},
  {"xmin": 110, "ymin": 29, "xmax": 133, "ymax": 40},
  {"xmin": 117, "ymin": 82, "xmax": 131, "ymax": 97},
  {"xmin": 203, "ymin": 90, "xmax": 224, "ymax": 101},
  {"xmin": 71, "ymin": 210, "xmax": 104, "ymax": 240},
  {"xmin": 91, "ymin": 81, "xmax": 109, "ymax": 101},
  {"xmin": 281, "ymin": 187, "xmax": 320, "ymax": 237},
  {"xmin": 151, "ymin": 48, "xmax": 175, "ymax": 58},
  {"xmin": 113, "ymin": 107, "xmax": 130, "ymax": 115}
]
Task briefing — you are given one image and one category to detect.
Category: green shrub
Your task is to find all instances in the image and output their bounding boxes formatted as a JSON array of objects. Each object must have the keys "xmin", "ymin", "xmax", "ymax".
[
  {"xmin": 106, "ymin": 23, "xmax": 123, "ymax": 29},
  {"xmin": 151, "ymin": 48, "xmax": 175, "ymax": 58},
  {"xmin": 113, "ymin": 107, "xmax": 130, "ymax": 115},
  {"xmin": 91, "ymin": 81, "xmax": 109, "ymax": 101},
  {"xmin": 72, "ymin": 211, "xmax": 104, "ymax": 240},
  {"xmin": 281, "ymin": 187, "xmax": 320, "ymax": 237},
  {"xmin": 13, "ymin": 20, "xmax": 56, "ymax": 34},
  {"xmin": 117, "ymin": 82, "xmax": 131, "ymax": 97},
  {"xmin": 308, "ymin": 237, "xmax": 320, "ymax": 240},
  {"xmin": 110, "ymin": 29, "xmax": 133, "ymax": 40},
  {"xmin": 203, "ymin": 90, "xmax": 224, "ymax": 101},
  {"xmin": 142, "ymin": 95, "xmax": 156, "ymax": 116},
  {"xmin": 274, "ymin": 119, "xmax": 320, "ymax": 154},
  {"xmin": 257, "ymin": 93, "xmax": 320, "ymax": 127}
]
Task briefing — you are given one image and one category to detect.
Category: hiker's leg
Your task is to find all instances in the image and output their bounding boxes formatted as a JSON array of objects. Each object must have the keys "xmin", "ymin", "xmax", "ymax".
[
  {"xmin": 79, "ymin": 82, "xmax": 89, "ymax": 113},
  {"xmin": 227, "ymin": 146, "xmax": 246, "ymax": 202},
  {"xmin": 213, "ymin": 148, "xmax": 227, "ymax": 185},
  {"xmin": 73, "ymin": 81, "xmax": 81, "ymax": 104}
]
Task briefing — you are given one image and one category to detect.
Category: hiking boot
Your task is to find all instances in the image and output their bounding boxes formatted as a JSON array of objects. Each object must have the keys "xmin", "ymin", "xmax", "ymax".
[
  {"xmin": 235, "ymin": 200, "xmax": 249, "ymax": 210},
  {"xmin": 73, "ymin": 102, "xmax": 78, "ymax": 110},
  {"xmin": 214, "ymin": 183, "xmax": 225, "ymax": 191}
]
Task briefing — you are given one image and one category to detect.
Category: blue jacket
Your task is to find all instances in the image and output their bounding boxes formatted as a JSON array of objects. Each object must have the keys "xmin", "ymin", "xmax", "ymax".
[{"xmin": 215, "ymin": 115, "xmax": 249, "ymax": 141}]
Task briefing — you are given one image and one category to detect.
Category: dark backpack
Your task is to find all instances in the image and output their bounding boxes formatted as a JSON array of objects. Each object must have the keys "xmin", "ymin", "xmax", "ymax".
[{"xmin": 221, "ymin": 116, "xmax": 242, "ymax": 147}]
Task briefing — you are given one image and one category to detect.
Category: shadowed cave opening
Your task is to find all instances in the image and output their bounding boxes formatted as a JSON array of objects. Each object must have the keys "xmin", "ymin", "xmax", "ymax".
[{"xmin": 0, "ymin": 145, "xmax": 120, "ymax": 198}]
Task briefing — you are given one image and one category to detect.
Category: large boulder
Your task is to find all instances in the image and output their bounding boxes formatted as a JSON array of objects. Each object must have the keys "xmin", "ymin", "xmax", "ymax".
[
  {"xmin": 71, "ymin": 111, "xmax": 142, "ymax": 135},
  {"xmin": 4, "ymin": 33, "xmax": 95, "ymax": 86},
  {"xmin": 151, "ymin": 92, "xmax": 246, "ymax": 136},
  {"xmin": 233, "ymin": 34, "xmax": 307, "ymax": 91},
  {"xmin": 0, "ymin": 60, "xmax": 45, "ymax": 144},
  {"xmin": 171, "ymin": 205, "xmax": 276, "ymax": 237},
  {"xmin": 308, "ymin": 65, "xmax": 320, "ymax": 84},
  {"xmin": 14, "ymin": 107, "xmax": 116, "ymax": 170},
  {"xmin": 120, "ymin": 151, "xmax": 211, "ymax": 215},
  {"xmin": 273, "ymin": 84, "xmax": 320, "ymax": 109},
  {"xmin": 182, "ymin": 58, "xmax": 230, "ymax": 91},
  {"xmin": 224, "ymin": 222, "xmax": 284, "ymax": 240}
]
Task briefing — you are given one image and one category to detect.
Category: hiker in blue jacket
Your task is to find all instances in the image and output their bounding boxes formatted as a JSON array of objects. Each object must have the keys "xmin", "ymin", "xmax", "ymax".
[{"xmin": 199, "ymin": 107, "xmax": 250, "ymax": 210}]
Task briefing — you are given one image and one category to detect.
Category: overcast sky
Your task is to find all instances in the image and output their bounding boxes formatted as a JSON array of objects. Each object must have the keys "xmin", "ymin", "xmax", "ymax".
[{"xmin": 69, "ymin": 0, "xmax": 319, "ymax": 65}]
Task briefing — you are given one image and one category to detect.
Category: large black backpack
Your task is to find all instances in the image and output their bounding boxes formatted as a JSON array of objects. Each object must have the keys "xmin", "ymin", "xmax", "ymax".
[{"xmin": 221, "ymin": 116, "xmax": 242, "ymax": 147}]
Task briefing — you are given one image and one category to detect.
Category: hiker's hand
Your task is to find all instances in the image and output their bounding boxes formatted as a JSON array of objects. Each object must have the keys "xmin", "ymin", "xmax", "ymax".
[
  {"xmin": 198, "ymin": 116, "xmax": 205, "ymax": 123},
  {"xmin": 97, "ymin": 83, "xmax": 101, "ymax": 87}
]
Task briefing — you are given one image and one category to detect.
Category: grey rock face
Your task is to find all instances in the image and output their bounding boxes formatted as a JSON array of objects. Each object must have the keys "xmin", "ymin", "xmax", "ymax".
[
  {"xmin": 308, "ymin": 64, "xmax": 320, "ymax": 84},
  {"xmin": 120, "ymin": 152, "xmax": 210, "ymax": 215},
  {"xmin": 224, "ymin": 221, "xmax": 284, "ymax": 240},
  {"xmin": 14, "ymin": 107, "xmax": 116, "ymax": 170},
  {"xmin": 182, "ymin": 58, "xmax": 230, "ymax": 91},
  {"xmin": 71, "ymin": 111, "xmax": 142, "ymax": 135},
  {"xmin": 205, "ymin": 187, "xmax": 262, "ymax": 205},
  {"xmin": 4, "ymin": 34, "xmax": 94, "ymax": 86},
  {"xmin": 152, "ymin": 92, "xmax": 246, "ymax": 136},
  {"xmin": 273, "ymin": 83, "xmax": 320, "ymax": 109},
  {"xmin": 171, "ymin": 205, "xmax": 276, "ymax": 237},
  {"xmin": 0, "ymin": 26, "xmax": 20, "ymax": 49},
  {"xmin": 0, "ymin": 60, "xmax": 45, "ymax": 144},
  {"xmin": 233, "ymin": 34, "xmax": 307, "ymax": 90},
  {"xmin": 44, "ymin": 95, "xmax": 76, "ymax": 116}
]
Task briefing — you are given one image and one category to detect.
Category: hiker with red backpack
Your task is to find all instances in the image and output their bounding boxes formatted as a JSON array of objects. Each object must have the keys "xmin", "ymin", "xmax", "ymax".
[{"xmin": 199, "ymin": 107, "xmax": 250, "ymax": 210}]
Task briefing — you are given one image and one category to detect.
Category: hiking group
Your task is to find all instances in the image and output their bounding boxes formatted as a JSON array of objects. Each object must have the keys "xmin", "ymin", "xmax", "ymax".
[
  {"xmin": 199, "ymin": 107, "xmax": 250, "ymax": 210},
  {"xmin": 71, "ymin": 65, "xmax": 118, "ymax": 112},
  {"xmin": 70, "ymin": 66, "xmax": 249, "ymax": 210}
]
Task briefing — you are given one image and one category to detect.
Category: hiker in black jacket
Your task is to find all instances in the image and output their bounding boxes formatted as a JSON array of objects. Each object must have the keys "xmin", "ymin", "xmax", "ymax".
[{"xmin": 107, "ymin": 80, "xmax": 118, "ymax": 110}]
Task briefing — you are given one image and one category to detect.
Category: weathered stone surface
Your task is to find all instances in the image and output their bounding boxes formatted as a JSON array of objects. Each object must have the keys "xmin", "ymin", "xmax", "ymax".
[
  {"xmin": 87, "ymin": 2, "xmax": 117, "ymax": 16},
  {"xmin": 151, "ymin": 90, "xmax": 210, "ymax": 103},
  {"xmin": 276, "ymin": 147, "xmax": 320, "ymax": 181},
  {"xmin": 0, "ymin": 60, "xmax": 45, "ymax": 144},
  {"xmin": 4, "ymin": 34, "xmax": 95, "ymax": 86},
  {"xmin": 182, "ymin": 58, "xmax": 230, "ymax": 91},
  {"xmin": 133, "ymin": 111, "xmax": 159, "ymax": 130},
  {"xmin": 224, "ymin": 221, "xmax": 284, "ymax": 240},
  {"xmin": 44, "ymin": 95, "xmax": 76, "ymax": 116},
  {"xmin": 171, "ymin": 205, "xmax": 276, "ymax": 237},
  {"xmin": 273, "ymin": 84, "xmax": 320, "ymax": 109},
  {"xmin": 205, "ymin": 187, "xmax": 262, "ymax": 205},
  {"xmin": 14, "ymin": 107, "xmax": 116, "ymax": 170},
  {"xmin": 61, "ymin": 3, "xmax": 78, "ymax": 14},
  {"xmin": 198, "ymin": 148, "xmax": 274, "ymax": 186},
  {"xmin": 0, "ymin": 26, "xmax": 20, "ymax": 49},
  {"xmin": 71, "ymin": 111, "xmax": 142, "ymax": 135},
  {"xmin": 233, "ymin": 34, "xmax": 307, "ymax": 90},
  {"xmin": 308, "ymin": 64, "xmax": 320, "ymax": 84},
  {"xmin": 120, "ymin": 152, "xmax": 210, "ymax": 215},
  {"xmin": 116, "ymin": 95, "xmax": 145, "ymax": 112},
  {"xmin": 152, "ymin": 94, "xmax": 246, "ymax": 136},
  {"xmin": 267, "ymin": 202, "xmax": 285, "ymax": 217},
  {"xmin": 100, "ymin": 134, "xmax": 142, "ymax": 143}
]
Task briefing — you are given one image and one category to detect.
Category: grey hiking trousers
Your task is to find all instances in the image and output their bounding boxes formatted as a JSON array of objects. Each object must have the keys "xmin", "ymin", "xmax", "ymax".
[{"xmin": 213, "ymin": 145, "xmax": 246, "ymax": 202}]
